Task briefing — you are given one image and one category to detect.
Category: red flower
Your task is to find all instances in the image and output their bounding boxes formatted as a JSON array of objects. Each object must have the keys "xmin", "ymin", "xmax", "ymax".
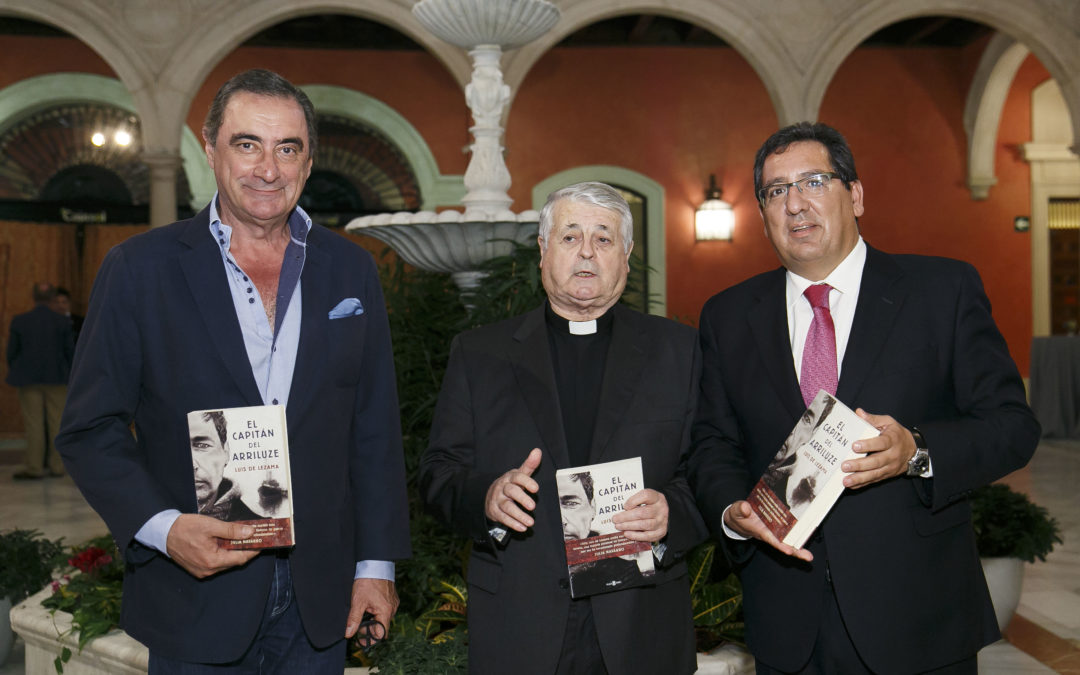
[{"xmin": 68, "ymin": 547, "xmax": 113, "ymax": 574}]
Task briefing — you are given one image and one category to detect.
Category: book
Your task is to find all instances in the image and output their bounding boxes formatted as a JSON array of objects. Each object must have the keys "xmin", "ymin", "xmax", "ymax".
[
  {"xmin": 187, "ymin": 404, "xmax": 294, "ymax": 549},
  {"xmin": 746, "ymin": 390, "xmax": 880, "ymax": 549},
  {"xmin": 556, "ymin": 457, "xmax": 656, "ymax": 598}
]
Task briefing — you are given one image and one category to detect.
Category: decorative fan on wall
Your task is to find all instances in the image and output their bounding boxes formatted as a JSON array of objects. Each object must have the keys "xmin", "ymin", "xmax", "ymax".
[{"xmin": 0, "ymin": 103, "xmax": 190, "ymax": 207}]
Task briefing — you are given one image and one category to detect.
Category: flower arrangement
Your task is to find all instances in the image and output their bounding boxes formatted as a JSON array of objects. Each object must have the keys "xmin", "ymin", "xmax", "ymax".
[{"xmin": 41, "ymin": 534, "xmax": 123, "ymax": 673}]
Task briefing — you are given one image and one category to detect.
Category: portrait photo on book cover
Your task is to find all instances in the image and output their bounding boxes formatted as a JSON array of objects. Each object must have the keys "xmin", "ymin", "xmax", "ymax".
[
  {"xmin": 558, "ymin": 468, "xmax": 655, "ymax": 597},
  {"xmin": 759, "ymin": 393, "xmax": 837, "ymax": 519},
  {"xmin": 190, "ymin": 409, "xmax": 289, "ymax": 522}
]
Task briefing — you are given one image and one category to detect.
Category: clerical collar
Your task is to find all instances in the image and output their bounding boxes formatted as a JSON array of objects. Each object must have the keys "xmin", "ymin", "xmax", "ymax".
[{"xmin": 544, "ymin": 303, "xmax": 615, "ymax": 336}]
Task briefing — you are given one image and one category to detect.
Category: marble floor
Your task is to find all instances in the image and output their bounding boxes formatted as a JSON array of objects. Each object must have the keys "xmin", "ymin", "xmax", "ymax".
[{"xmin": 1, "ymin": 438, "xmax": 1078, "ymax": 674}]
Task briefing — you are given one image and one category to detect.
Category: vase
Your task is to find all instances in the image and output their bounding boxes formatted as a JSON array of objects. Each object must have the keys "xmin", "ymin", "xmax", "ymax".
[{"xmin": 980, "ymin": 556, "xmax": 1025, "ymax": 632}]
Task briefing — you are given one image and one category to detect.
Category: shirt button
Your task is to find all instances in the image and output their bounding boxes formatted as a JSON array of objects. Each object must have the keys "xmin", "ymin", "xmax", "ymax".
[
  {"xmin": 272, "ymin": 399, "xmax": 278, "ymax": 405},
  {"xmin": 248, "ymin": 298, "xmax": 255, "ymax": 304},
  {"xmin": 247, "ymin": 288, "xmax": 252, "ymax": 293},
  {"xmin": 218, "ymin": 238, "xmax": 225, "ymax": 245}
]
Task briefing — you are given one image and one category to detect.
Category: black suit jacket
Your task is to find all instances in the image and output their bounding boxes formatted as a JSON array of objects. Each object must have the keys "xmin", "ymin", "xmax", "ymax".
[
  {"xmin": 689, "ymin": 246, "xmax": 1040, "ymax": 674},
  {"xmin": 56, "ymin": 207, "xmax": 411, "ymax": 662},
  {"xmin": 419, "ymin": 304, "xmax": 707, "ymax": 674},
  {"xmin": 5, "ymin": 303, "xmax": 73, "ymax": 386}
]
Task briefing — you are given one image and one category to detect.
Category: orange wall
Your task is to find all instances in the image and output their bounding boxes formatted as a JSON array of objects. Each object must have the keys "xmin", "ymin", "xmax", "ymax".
[
  {"xmin": 0, "ymin": 34, "xmax": 1051, "ymax": 383},
  {"xmin": 510, "ymin": 45, "xmax": 1047, "ymax": 374},
  {"xmin": 0, "ymin": 36, "xmax": 113, "ymax": 86},
  {"xmin": 190, "ymin": 47, "xmax": 469, "ymax": 180}
]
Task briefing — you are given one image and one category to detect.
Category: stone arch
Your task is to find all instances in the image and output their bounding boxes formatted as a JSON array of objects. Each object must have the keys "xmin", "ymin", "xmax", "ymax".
[
  {"xmin": 0, "ymin": 73, "xmax": 212, "ymax": 209},
  {"xmin": 501, "ymin": 0, "xmax": 796, "ymax": 128},
  {"xmin": 302, "ymin": 85, "xmax": 464, "ymax": 211},
  {"xmin": 157, "ymin": 1, "xmax": 470, "ymax": 137},
  {"xmin": 800, "ymin": 0, "xmax": 1080, "ymax": 148},
  {"xmin": 0, "ymin": 2, "xmax": 185, "ymax": 154},
  {"xmin": 531, "ymin": 166, "xmax": 666, "ymax": 316},
  {"xmin": 963, "ymin": 33, "xmax": 1030, "ymax": 200}
]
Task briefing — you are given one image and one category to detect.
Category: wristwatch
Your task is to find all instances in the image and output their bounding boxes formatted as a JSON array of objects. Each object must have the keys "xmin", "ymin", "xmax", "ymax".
[{"xmin": 906, "ymin": 427, "xmax": 931, "ymax": 477}]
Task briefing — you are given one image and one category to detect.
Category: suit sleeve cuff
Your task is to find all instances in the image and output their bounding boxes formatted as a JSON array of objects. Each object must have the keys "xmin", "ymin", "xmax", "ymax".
[
  {"xmin": 134, "ymin": 509, "xmax": 182, "ymax": 556},
  {"xmin": 720, "ymin": 504, "xmax": 749, "ymax": 541},
  {"xmin": 355, "ymin": 560, "xmax": 395, "ymax": 581}
]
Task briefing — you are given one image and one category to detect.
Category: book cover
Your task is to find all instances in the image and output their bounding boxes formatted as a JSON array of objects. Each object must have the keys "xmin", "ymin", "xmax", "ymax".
[
  {"xmin": 556, "ymin": 457, "xmax": 656, "ymax": 598},
  {"xmin": 187, "ymin": 404, "xmax": 294, "ymax": 550},
  {"xmin": 746, "ymin": 390, "xmax": 880, "ymax": 549}
]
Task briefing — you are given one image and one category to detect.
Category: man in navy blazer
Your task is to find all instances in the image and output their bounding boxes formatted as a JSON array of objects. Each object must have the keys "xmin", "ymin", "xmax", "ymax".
[
  {"xmin": 57, "ymin": 69, "xmax": 410, "ymax": 673},
  {"xmin": 689, "ymin": 123, "xmax": 1039, "ymax": 674},
  {"xmin": 6, "ymin": 281, "xmax": 73, "ymax": 479}
]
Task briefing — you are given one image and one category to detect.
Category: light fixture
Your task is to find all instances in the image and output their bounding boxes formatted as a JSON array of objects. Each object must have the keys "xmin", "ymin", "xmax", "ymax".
[
  {"xmin": 90, "ymin": 132, "xmax": 105, "ymax": 147},
  {"xmin": 114, "ymin": 130, "xmax": 132, "ymax": 146},
  {"xmin": 695, "ymin": 174, "xmax": 734, "ymax": 241}
]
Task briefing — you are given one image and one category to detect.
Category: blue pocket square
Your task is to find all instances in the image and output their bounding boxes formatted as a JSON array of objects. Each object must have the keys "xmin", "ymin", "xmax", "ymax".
[{"xmin": 329, "ymin": 297, "xmax": 364, "ymax": 319}]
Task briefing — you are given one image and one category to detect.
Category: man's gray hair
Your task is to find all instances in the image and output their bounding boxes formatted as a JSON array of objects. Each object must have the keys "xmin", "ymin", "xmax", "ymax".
[
  {"xmin": 203, "ymin": 69, "xmax": 317, "ymax": 157},
  {"xmin": 538, "ymin": 181, "xmax": 633, "ymax": 254}
]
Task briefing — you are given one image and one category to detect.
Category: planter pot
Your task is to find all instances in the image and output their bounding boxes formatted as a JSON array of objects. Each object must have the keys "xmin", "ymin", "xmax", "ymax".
[
  {"xmin": 698, "ymin": 642, "xmax": 755, "ymax": 674},
  {"xmin": 12, "ymin": 583, "xmax": 752, "ymax": 674},
  {"xmin": 980, "ymin": 556, "xmax": 1024, "ymax": 632},
  {"xmin": 1, "ymin": 596, "xmax": 13, "ymax": 666},
  {"xmin": 11, "ymin": 586, "xmax": 147, "ymax": 675}
]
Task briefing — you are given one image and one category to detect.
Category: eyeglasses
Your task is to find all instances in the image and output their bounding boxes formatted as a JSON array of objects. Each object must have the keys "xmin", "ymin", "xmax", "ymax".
[
  {"xmin": 354, "ymin": 614, "xmax": 386, "ymax": 655},
  {"xmin": 757, "ymin": 173, "xmax": 839, "ymax": 207}
]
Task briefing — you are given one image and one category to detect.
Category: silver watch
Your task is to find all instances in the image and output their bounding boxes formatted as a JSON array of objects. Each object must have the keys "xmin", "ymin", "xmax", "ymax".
[{"xmin": 906, "ymin": 427, "xmax": 931, "ymax": 477}]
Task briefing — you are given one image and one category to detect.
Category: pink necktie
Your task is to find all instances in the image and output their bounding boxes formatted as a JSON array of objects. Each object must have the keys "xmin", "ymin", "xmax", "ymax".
[{"xmin": 801, "ymin": 284, "xmax": 837, "ymax": 407}]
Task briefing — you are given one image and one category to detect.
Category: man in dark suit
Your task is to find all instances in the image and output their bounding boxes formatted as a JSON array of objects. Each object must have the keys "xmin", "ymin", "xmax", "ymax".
[
  {"xmin": 53, "ymin": 286, "xmax": 84, "ymax": 344},
  {"xmin": 56, "ymin": 69, "xmax": 410, "ymax": 673},
  {"xmin": 420, "ymin": 182, "xmax": 707, "ymax": 674},
  {"xmin": 6, "ymin": 281, "xmax": 73, "ymax": 480},
  {"xmin": 689, "ymin": 122, "xmax": 1040, "ymax": 674}
]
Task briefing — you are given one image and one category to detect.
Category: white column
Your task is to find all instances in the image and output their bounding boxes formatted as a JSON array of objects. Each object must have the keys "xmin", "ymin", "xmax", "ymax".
[{"xmin": 142, "ymin": 150, "xmax": 182, "ymax": 228}]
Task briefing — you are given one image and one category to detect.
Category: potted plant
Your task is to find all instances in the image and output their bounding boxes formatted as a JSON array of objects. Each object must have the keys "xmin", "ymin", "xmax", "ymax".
[
  {"xmin": 970, "ymin": 483, "xmax": 1063, "ymax": 631},
  {"xmin": 0, "ymin": 528, "xmax": 65, "ymax": 665}
]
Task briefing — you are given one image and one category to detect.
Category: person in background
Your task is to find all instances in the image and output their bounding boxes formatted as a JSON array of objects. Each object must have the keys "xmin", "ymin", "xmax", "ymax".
[{"xmin": 6, "ymin": 281, "xmax": 72, "ymax": 480}]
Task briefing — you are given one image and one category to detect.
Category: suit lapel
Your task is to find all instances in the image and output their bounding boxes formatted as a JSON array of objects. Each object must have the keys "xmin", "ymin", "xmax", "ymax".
[
  {"xmin": 510, "ymin": 307, "xmax": 571, "ymax": 470},
  {"xmin": 589, "ymin": 305, "xmax": 646, "ymax": 463},
  {"xmin": 837, "ymin": 246, "xmax": 906, "ymax": 404},
  {"xmin": 178, "ymin": 211, "xmax": 262, "ymax": 403},
  {"xmin": 749, "ymin": 269, "xmax": 805, "ymax": 420},
  {"xmin": 286, "ymin": 233, "xmax": 331, "ymax": 422}
]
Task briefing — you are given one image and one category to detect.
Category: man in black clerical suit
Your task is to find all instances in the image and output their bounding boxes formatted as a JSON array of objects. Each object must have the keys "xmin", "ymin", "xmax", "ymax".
[
  {"xmin": 420, "ymin": 182, "xmax": 707, "ymax": 674},
  {"xmin": 689, "ymin": 122, "xmax": 1040, "ymax": 674}
]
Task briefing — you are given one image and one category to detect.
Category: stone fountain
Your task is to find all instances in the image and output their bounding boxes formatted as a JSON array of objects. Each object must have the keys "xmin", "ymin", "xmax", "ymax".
[{"xmin": 346, "ymin": 0, "xmax": 560, "ymax": 295}]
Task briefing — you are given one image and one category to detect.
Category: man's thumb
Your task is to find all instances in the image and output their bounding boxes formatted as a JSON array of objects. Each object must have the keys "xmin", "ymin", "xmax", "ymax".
[{"xmin": 520, "ymin": 447, "xmax": 543, "ymax": 474}]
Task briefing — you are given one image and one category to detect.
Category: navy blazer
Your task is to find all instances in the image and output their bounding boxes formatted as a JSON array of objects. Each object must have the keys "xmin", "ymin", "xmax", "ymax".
[
  {"xmin": 57, "ymin": 207, "xmax": 410, "ymax": 662},
  {"xmin": 5, "ymin": 303, "xmax": 73, "ymax": 386},
  {"xmin": 420, "ymin": 304, "xmax": 708, "ymax": 674},
  {"xmin": 689, "ymin": 245, "xmax": 1040, "ymax": 674}
]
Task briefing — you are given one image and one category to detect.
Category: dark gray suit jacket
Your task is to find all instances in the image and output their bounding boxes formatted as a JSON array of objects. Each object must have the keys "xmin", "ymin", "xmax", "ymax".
[
  {"xmin": 689, "ymin": 245, "xmax": 1040, "ymax": 674},
  {"xmin": 420, "ymin": 303, "xmax": 707, "ymax": 674}
]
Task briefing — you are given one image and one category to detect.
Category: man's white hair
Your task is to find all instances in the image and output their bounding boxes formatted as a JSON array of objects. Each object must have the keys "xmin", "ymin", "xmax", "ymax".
[{"xmin": 538, "ymin": 181, "xmax": 633, "ymax": 254}]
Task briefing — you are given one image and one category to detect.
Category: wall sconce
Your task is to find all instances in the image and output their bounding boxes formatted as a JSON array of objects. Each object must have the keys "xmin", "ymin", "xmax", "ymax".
[{"xmin": 695, "ymin": 174, "xmax": 734, "ymax": 241}]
